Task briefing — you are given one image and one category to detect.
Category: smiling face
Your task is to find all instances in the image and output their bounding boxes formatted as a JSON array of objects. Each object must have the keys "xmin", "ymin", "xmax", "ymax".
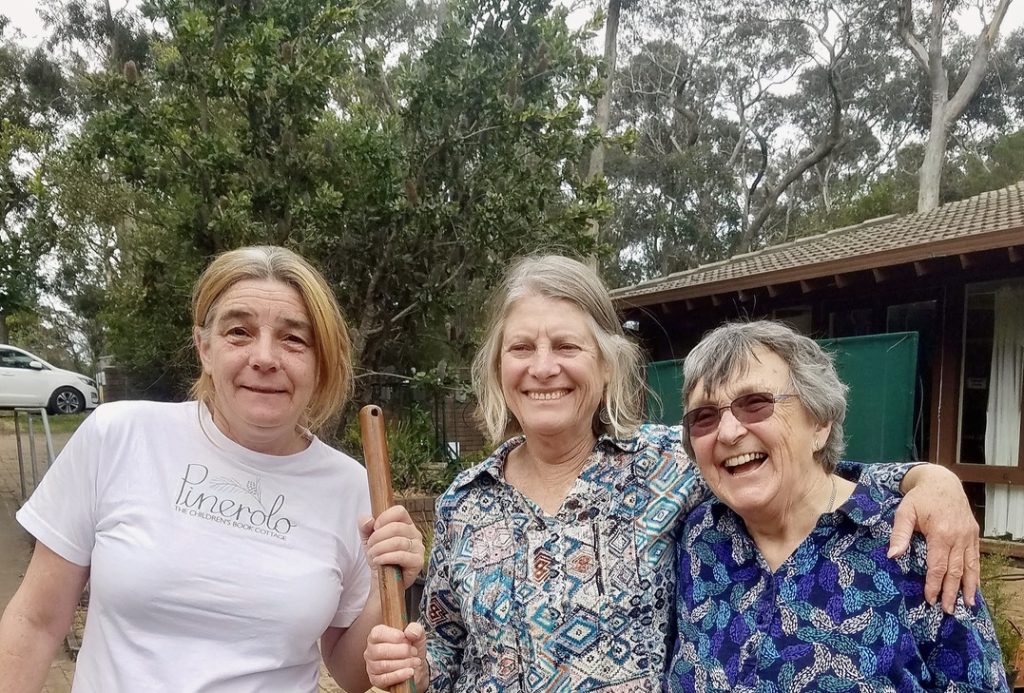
[
  {"xmin": 499, "ymin": 294, "xmax": 607, "ymax": 446},
  {"xmin": 194, "ymin": 279, "xmax": 318, "ymax": 455},
  {"xmin": 686, "ymin": 346, "xmax": 831, "ymax": 521}
]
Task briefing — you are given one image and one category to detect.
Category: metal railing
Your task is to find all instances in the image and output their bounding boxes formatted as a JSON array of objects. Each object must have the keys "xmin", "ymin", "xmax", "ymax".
[{"xmin": 2, "ymin": 407, "xmax": 56, "ymax": 501}]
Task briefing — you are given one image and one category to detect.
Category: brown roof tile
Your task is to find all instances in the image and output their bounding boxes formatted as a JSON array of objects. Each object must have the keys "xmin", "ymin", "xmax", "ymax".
[{"xmin": 611, "ymin": 181, "xmax": 1024, "ymax": 307}]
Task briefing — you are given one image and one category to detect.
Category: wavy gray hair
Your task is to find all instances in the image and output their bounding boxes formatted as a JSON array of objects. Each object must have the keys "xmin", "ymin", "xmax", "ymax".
[
  {"xmin": 681, "ymin": 320, "xmax": 848, "ymax": 472},
  {"xmin": 471, "ymin": 255, "xmax": 646, "ymax": 442}
]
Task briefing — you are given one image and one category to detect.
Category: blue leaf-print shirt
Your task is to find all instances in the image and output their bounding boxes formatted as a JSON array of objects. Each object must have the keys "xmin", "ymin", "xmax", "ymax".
[
  {"xmin": 667, "ymin": 482, "xmax": 1008, "ymax": 692},
  {"xmin": 423, "ymin": 425, "xmax": 917, "ymax": 693}
]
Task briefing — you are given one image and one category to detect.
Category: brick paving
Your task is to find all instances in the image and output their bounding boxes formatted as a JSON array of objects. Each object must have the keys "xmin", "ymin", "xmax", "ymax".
[{"xmin": 0, "ymin": 417, "xmax": 360, "ymax": 692}]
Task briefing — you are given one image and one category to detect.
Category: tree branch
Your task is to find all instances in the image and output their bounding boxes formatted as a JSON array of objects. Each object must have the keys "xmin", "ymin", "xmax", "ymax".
[
  {"xmin": 944, "ymin": 0, "xmax": 1012, "ymax": 125},
  {"xmin": 743, "ymin": 65, "xmax": 844, "ymax": 249},
  {"xmin": 897, "ymin": 0, "xmax": 930, "ymax": 72}
]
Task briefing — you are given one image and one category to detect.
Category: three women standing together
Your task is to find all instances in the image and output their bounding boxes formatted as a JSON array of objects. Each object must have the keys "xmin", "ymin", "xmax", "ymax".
[{"xmin": 0, "ymin": 247, "xmax": 1003, "ymax": 692}]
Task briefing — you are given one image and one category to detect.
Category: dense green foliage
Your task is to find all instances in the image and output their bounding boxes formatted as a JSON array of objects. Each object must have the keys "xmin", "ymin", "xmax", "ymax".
[
  {"xmin": 341, "ymin": 405, "xmax": 483, "ymax": 493},
  {"xmin": 1, "ymin": 0, "xmax": 1022, "ymax": 399},
  {"xmin": 0, "ymin": 17, "xmax": 69, "ymax": 343},
  {"xmin": 7, "ymin": 0, "xmax": 605, "ymax": 399}
]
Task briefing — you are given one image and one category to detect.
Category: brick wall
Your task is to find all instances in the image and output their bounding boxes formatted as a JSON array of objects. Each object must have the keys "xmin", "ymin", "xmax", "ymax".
[
  {"xmin": 442, "ymin": 396, "xmax": 487, "ymax": 456},
  {"xmin": 396, "ymin": 494, "xmax": 437, "ymax": 535}
]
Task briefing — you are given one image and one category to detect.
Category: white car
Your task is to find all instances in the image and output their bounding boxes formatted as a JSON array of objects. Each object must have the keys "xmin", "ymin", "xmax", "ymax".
[{"xmin": 0, "ymin": 344, "xmax": 100, "ymax": 414}]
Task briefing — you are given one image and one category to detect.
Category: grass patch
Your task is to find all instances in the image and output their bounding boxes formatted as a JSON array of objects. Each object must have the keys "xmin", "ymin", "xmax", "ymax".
[
  {"xmin": 981, "ymin": 551, "xmax": 1023, "ymax": 680},
  {"xmin": 43, "ymin": 411, "xmax": 91, "ymax": 434},
  {"xmin": 0, "ymin": 411, "xmax": 90, "ymax": 436}
]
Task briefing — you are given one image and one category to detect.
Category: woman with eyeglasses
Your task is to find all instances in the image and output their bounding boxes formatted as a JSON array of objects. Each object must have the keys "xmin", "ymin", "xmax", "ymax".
[
  {"xmin": 364, "ymin": 256, "xmax": 984, "ymax": 693},
  {"xmin": 666, "ymin": 320, "xmax": 1007, "ymax": 691}
]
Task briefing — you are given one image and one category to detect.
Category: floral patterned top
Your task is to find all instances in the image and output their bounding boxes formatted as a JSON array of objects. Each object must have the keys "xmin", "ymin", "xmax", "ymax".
[
  {"xmin": 667, "ymin": 483, "xmax": 1008, "ymax": 693},
  {"xmin": 423, "ymin": 425, "xmax": 916, "ymax": 692}
]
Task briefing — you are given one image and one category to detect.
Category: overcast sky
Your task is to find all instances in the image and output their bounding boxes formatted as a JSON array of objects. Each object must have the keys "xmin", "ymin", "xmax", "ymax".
[
  {"xmin": 5, "ymin": 1, "xmax": 1023, "ymax": 57},
  {"xmin": 7, "ymin": 0, "xmax": 1024, "ymax": 44}
]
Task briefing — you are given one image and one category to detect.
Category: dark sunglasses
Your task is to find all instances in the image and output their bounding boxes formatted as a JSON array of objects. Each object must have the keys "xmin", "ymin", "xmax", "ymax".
[{"xmin": 682, "ymin": 392, "xmax": 797, "ymax": 438}]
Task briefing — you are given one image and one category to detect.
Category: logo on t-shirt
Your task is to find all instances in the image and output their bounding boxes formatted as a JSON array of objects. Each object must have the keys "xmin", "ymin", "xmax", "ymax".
[{"xmin": 174, "ymin": 463, "xmax": 294, "ymax": 540}]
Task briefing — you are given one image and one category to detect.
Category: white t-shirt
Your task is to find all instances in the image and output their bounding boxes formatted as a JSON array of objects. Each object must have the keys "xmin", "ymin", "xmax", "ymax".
[{"xmin": 17, "ymin": 400, "xmax": 372, "ymax": 692}]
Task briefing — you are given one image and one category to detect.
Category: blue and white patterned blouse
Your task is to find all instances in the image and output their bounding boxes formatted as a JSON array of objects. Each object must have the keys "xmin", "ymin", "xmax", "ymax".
[
  {"xmin": 667, "ymin": 482, "xmax": 1008, "ymax": 692},
  {"xmin": 423, "ymin": 425, "xmax": 916, "ymax": 692}
]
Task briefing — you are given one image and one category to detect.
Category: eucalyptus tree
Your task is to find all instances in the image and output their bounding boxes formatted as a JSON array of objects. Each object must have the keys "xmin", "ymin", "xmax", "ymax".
[
  {"xmin": 895, "ymin": 0, "xmax": 1015, "ymax": 210},
  {"xmin": 600, "ymin": 32, "xmax": 742, "ymax": 285},
  {"xmin": 0, "ymin": 17, "xmax": 69, "ymax": 343},
  {"xmin": 774, "ymin": 20, "xmax": 927, "ymax": 235},
  {"xmin": 715, "ymin": 0, "xmax": 906, "ymax": 252},
  {"xmin": 787, "ymin": 23, "xmax": 1024, "ymax": 231},
  {"xmin": 601, "ymin": 0, "xmax": 897, "ymax": 282},
  {"xmin": 584, "ymin": 0, "xmax": 644, "ymax": 246}
]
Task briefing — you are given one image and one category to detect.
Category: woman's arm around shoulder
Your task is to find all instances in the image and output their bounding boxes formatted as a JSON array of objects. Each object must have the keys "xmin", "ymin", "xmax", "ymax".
[
  {"xmin": 0, "ymin": 542, "xmax": 90, "ymax": 693},
  {"xmin": 852, "ymin": 460, "xmax": 980, "ymax": 612},
  {"xmin": 899, "ymin": 538, "xmax": 1009, "ymax": 691}
]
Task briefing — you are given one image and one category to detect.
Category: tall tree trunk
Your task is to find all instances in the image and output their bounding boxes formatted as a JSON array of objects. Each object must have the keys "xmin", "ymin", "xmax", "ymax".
[
  {"xmin": 103, "ymin": 0, "xmax": 121, "ymax": 67},
  {"xmin": 351, "ymin": 309, "xmax": 377, "ymax": 368},
  {"xmin": 585, "ymin": 0, "xmax": 621, "ymax": 245},
  {"xmin": 0, "ymin": 313, "xmax": 8, "ymax": 344},
  {"xmin": 898, "ymin": 0, "xmax": 1013, "ymax": 212},
  {"xmin": 918, "ymin": 88, "xmax": 948, "ymax": 211},
  {"xmin": 917, "ymin": 0, "xmax": 947, "ymax": 212}
]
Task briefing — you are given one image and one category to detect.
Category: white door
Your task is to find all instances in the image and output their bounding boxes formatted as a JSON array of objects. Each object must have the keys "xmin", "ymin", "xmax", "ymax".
[{"xmin": 0, "ymin": 348, "xmax": 48, "ymax": 407}]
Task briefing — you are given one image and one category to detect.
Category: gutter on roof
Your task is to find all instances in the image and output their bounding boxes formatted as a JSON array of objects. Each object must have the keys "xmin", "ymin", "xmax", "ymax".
[{"xmin": 612, "ymin": 225, "xmax": 1024, "ymax": 309}]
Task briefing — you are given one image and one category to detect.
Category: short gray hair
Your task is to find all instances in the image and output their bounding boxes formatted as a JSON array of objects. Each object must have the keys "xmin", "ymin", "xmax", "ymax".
[
  {"xmin": 681, "ymin": 320, "xmax": 847, "ymax": 472},
  {"xmin": 471, "ymin": 255, "xmax": 646, "ymax": 442}
]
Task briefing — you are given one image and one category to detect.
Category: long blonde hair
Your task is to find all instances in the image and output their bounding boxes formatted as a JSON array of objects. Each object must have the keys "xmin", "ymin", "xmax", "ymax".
[
  {"xmin": 472, "ymin": 255, "xmax": 646, "ymax": 442},
  {"xmin": 191, "ymin": 246, "xmax": 352, "ymax": 431}
]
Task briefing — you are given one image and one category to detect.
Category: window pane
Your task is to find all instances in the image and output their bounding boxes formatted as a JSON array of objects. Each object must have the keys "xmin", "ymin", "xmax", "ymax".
[
  {"xmin": 0, "ymin": 350, "xmax": 34, "ymax": 369},
  {"xmin": 829, "ymin": 308, "xmax": 873, "ymax": 338},
  {"xmin": 958, "ymin": 279, "xmax": 1023, "ymax": 466}
]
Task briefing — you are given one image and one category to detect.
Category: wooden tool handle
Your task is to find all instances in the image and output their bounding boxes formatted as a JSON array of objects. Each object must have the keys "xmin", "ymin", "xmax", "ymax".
[{"xmin": 359, "ymin": 405, "xmax": 415, "ymax": 693}]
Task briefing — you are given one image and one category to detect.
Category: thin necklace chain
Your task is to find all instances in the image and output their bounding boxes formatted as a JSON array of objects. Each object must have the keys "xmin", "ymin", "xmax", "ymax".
[{"xmin": 825, "ymin": 474, "xmax": 837, "ymax": 513}]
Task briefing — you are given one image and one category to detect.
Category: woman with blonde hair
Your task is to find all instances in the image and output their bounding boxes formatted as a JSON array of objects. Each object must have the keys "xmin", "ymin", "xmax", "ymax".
[{"xmin": 0, "ymin": 245, "xmax": 423, "ymax": 692}]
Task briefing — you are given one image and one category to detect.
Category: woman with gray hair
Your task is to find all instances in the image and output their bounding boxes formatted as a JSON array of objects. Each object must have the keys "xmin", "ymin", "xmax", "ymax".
[
  {"xmin": 365, "ymin": 257, "xmax": 983, "ymax": 693},
  {"xmin": 667, "ymin": 320, "xmax": 1007, "ymax": 691}
]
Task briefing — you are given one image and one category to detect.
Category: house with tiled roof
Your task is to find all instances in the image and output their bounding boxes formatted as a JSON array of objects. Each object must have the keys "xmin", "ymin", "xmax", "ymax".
[{"xmin": 612, "ymin": 181, "xmax": 1024, "ymax": 536}]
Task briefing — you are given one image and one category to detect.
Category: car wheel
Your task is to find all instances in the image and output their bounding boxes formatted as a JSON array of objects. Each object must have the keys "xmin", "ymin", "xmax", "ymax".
[{"xmin": 49, "ymin": 386, "xmax": 85, "ymax": 415}]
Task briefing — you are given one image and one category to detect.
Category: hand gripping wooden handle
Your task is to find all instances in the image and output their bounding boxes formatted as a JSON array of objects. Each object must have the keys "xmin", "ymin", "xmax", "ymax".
[{"xmin": 359, "ymin": 405, "xmax": 415, "ymax": 693}]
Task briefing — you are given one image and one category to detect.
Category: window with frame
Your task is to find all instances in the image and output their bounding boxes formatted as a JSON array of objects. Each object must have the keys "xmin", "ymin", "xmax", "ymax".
[
  {"xmin": 0, "ymin": 349, "xmax": 36, "ymax": 369},
  {"xmin": 957, "ymin": 279, "xmax": 1024, "ymax": 468}
]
